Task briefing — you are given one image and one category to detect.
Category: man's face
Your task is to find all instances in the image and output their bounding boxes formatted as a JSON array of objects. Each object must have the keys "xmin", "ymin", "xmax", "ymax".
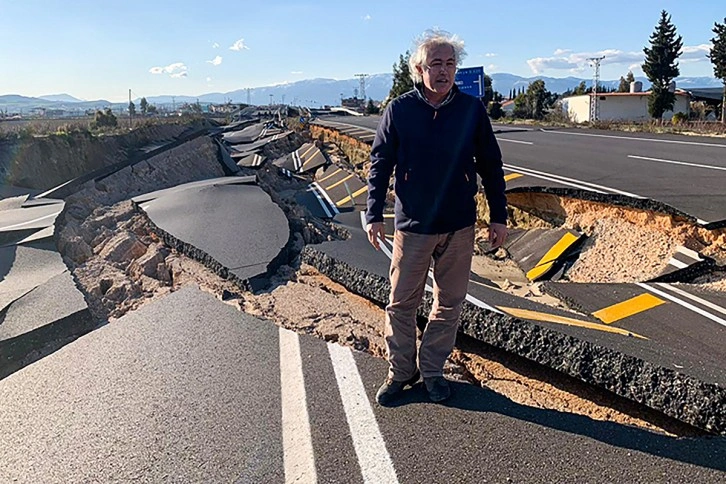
[{"xmin": 417, "ymin": 44, "xmax": 456, "ymax": 95}]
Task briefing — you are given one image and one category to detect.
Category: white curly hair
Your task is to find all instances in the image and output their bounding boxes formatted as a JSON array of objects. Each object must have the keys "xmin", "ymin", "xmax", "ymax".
[{"xmin": 408, "ymin": 29, "xmax": 467, "ymax": 84}]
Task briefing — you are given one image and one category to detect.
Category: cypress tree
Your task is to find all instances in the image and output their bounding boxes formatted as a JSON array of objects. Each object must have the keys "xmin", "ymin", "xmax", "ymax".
[
  {"xmin": 642, "ymin": 10, "xmax": 683, "ymax": 119},
  {"xmin": 708, "ymin": 17, "xmax": 726, "ymax": 123},
  {"xmin": 384, "ymin": 51, "xmax": 413, "ymax": 107}
]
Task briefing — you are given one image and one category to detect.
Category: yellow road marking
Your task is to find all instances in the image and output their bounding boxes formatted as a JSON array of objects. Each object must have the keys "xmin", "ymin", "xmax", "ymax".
[
  {"xmin": 317, "ymin": 168, "xmax": 342, "ymax": 183},
  {"xmin": 299, "ymin": 144, "xmax": 317, "ymax": 160},
  {"xmin": 326, "ymin": 173, "xmax": 354, "ymax": 190},
  {"xmin": 504, "ymin": 173, "xmax": 523, "ymax": 182},
  {"xmin": 383, "ymin": 214, "xmax": 395, "ymax": 219},
  {"xmin": 336, "ymin": 186, "xmax": 368, "ymax": 206},
  {"xmin": 385, "ymin": 234, "xmax": 394, "ymax": 239},
  {"xmin": 592, "ymin": 293, "xmax": 666, "ymax": 324},
  {"xmin": 499, "ymin": 306, "xmax": 648, "ymax": 340},
  {"xmin": 302, "ymin": 151, "xmax": 323, "ymax": 169},
  {"xmin": 526, "ymin": 232, "xmax": 579, "ymax": 281}
]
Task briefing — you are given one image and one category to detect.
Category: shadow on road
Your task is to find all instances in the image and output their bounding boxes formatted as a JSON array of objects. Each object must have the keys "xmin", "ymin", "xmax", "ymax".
[{"xmin": 387, "ymin": 381, "xmax": 726, "ymax": 472}]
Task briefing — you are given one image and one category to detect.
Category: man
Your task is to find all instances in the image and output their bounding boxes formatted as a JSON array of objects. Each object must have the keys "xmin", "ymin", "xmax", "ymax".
[{"xmin": 366, "ymin": 29, "xmax": 508, "ymax": 405}]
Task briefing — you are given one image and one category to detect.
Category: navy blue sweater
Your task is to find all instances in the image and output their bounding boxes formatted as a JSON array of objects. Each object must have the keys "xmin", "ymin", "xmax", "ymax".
[{"xmin": 366, "ymin": 85, "xmax": 507, "ymax": 234}]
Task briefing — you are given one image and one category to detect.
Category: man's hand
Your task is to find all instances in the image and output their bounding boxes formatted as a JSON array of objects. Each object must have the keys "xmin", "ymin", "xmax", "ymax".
[
  {"xmin": 366, "ymin": 222, "xmax": 386, "ymax": 250},
  {"xmin": 489, "ymin": 222, "xmax": 508, "ymax": 250}
]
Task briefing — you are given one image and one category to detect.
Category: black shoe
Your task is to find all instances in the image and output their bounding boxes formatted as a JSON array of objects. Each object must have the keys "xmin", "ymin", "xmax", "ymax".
[
  {"xmin": 424, "ymin": 376, "xmax": 451, "ymax": 402},
  {"xmin": 375, "ymin": 371, "xmax": 421, "ymax": 406}
]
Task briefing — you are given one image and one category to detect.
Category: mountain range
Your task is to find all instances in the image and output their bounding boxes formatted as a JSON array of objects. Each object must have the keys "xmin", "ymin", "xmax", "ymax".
[{"xmin": 1, "ymin": 73, "xmax": 721, "ymax": 112}]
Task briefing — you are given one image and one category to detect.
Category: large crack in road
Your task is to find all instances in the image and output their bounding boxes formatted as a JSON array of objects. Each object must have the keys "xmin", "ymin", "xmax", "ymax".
[{"xmin": 48, "ymin": 122, "xmax": 720, "ymax": 438}]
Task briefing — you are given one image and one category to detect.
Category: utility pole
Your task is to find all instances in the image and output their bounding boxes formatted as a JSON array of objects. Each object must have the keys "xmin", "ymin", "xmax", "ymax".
[
  {"xmin": 128, "ymin": 89, "xmax": 133, "ymax": 126},
  {"xmin": 354, "ymin": 73, "xmax": 368, "ymax": 102},
  {"xmin": 588, "ymin": 56, "xmax": 605, "ymax": 122}
]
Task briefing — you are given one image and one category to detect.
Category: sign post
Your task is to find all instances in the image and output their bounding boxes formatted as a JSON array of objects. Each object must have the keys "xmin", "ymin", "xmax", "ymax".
[{"xmin": 455, "ymin": 66, "xmax": 485, "ymax": 98}]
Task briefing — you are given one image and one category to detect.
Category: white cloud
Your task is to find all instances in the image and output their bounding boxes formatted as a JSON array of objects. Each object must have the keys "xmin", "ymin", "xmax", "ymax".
[
  {"xmin": 206, "ymin": 77, "xmax": 212, "ymax": 82},
  {"xmin": 149, "ymin": 62, "xmax": 188, "ymax": 77},
  {"xmin": 681, "ymin": 43, "xmax": 712, "ymax": 62},
  {"xmin": 484, "ymin": 53, "xmax": 497, "ymax": 58},
  {"xmin": 486, "ymin": 64, "xmax": 498, "ymax": 72},
  {"xmin": 363, "ymin": 14, "xmax": 371, "ymax": 21},
  {"xmin": 291, "ymin": 71, "xmax": 303, "ymax": 75},
  {"xmin": 229, "ymin": 38, "xmax": 250, "ymax": 51},
  {"xmin": 527, "ymin": 44, "xmax": 712, "ymax": 75},
  {"xmin": 207, "ymin": 55, "xmax": 223, "ymax": 66},
  {"xmin": 212, "ymin": 42, "xmax": 219, "ymax": 49},
  {"xmin": 527, "ymin": 49, "xmax": 643, "ymax": 74}
]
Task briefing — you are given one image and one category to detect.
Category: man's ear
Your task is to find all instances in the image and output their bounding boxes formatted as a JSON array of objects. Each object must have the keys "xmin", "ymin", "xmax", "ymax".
[{"xmin": 414, "ymin": 64, "xmax": 423, "ymax": 76}]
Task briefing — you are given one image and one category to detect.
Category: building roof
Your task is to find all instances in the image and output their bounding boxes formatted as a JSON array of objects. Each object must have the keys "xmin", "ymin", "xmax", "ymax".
[{"xmin": 563, "ymin": 90, "xmax": 689, "ymax": 100}]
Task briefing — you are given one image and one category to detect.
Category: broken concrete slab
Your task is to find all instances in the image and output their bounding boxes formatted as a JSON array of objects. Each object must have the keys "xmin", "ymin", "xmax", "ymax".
[
  {"xmin": 0, "ymin": 242, "xmax": 68, "ymax": 313},
  {"xmin": 0, "ymin": 286, "xmax": 285, "ymax": 482},
  {"xmin": 300, "ymin": 213, "xmax": 726, "ymax": 435},
  {"xmin": 222, "ymin": 123, "xmax": 266, "ymax": 144},
  {"xmin": 131, "ymin": 175, "xmax": 256, "ymax": 204},
  {"xmin": 141, "ymin": 183, "xmax": 290, "ymax": 290},
  {"xmin": 504, "ymin": 228, "xmax": 584, "ymax": 281}
]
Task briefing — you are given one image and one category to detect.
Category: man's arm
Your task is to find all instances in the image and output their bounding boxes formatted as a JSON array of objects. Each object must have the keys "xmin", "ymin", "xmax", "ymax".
[
  {"xmin": 474, "ymin": 105, "xmax": 507, "ymax": 225},
  {"xmin": 365, "ymin": 104, "xmax": 398, "ymax": 249}
]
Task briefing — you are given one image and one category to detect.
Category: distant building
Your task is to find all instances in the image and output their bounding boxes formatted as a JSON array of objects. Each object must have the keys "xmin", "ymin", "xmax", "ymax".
[
  {"xmin": 561, "ymin": 81, "xmax": 690, "ymax": 123},
  {"xmin": 501, "ymin": 100, "xmax": 515, "ymax": 115},
  {"xmin": 341, "ymin": 97, "xmax": 364, "ymax": 111}
]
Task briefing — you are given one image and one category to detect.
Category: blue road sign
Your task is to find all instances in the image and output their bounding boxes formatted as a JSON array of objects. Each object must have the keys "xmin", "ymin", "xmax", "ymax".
[{"xmin": 455, "ymin": 66, "xmax": 485, "ymax": 98}]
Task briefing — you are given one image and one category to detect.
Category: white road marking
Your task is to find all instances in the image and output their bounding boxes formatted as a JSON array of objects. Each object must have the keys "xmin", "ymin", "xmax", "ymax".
[
  {"xmin": 0, "ymin": 211, "xmax": 60, "ymax": 231},
  {"xmin": 667, "ymin": 258, "xmax": 689, "ymax": 269},
  {"xmin": 676, "ymin": 246, "xmax": 702, "ymax": 261},
  {"xmin": 638, "ymin": 283, "xmax": 726, "ymax": 329},
  {"xmin": 309, "ymin": 184, "xmax": 334, "ymax": 218},
  {"xmin": 654, "ymin": 283, "xmax": 726, "ymax": 318},
  {"xmin": 504, "ymin": 163, "xmax": 647, "ymax": 197},
  {"xmin": 542, "ymin": 129, "xmax": 726, "ymax": 148},
  {"xmin": 279, "ymin": 327, "xmax": 318, "ymax": 484},
  {"xmin": 627, "ymin": 155, "xmax": 726, "ymax": 172},
  {"xmin": 313, "ymin": 182, "xmax": 340, "ymax": 216},
  {"xmin": 328, "ymin": 342, "xmax": 399, "ymax": 484},
  {"xmin": 497, "ymin": 138, "xmax": 534, "ymax": 145}
]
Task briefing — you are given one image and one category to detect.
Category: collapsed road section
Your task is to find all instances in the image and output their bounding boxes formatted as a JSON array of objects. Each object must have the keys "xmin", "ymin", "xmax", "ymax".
[
  {"xmin": 1, "ymin": 111, "xmax": 724, "ymax": 440},
  {"xmin": 309, "ymin": 116, "xmax": 726, "ymax": 435}
]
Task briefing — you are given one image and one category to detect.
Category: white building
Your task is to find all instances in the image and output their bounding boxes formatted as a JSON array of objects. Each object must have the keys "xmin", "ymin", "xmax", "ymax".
[{"xmin": 561, "ymin": 82, "xmax": 690, "ymax": 123}]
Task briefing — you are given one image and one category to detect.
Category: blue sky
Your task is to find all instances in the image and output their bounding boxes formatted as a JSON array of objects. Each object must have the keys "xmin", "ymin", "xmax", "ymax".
[{"xmin": 0, "ymin": 0, "xmax": 723, "ymax": 102}]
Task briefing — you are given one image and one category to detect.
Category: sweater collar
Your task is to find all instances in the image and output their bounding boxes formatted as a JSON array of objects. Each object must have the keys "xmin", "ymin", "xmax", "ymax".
[{"xmin": 414, "ymin": 83, "xmax": 458, "ymax": 109}]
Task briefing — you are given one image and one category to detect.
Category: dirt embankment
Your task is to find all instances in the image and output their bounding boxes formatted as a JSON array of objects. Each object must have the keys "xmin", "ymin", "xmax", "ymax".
[{"xmin": 0, "ymin": 121, "xmax": 211, "ymax": 191}]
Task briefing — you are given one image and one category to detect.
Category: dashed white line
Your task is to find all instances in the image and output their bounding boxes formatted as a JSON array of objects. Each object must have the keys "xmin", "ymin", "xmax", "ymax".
[
  {"xmin": 627, "ymin": 155, "xmax": 726, "ymax": 172},
  {"xmin": 328, "ymin": 342, "xmax": 399, "ymax": 484},
  {"xmin": 637, "ymin": 283, "xmax": 726, "ymax": 329},
  {"xmin": 279, "ymin": 327, "xmax": 318, "ymax": 484},
  {"xmin": 497, "ymin": 138, "xmax": 534, "ymax": 145},
  {"xmin": 542, "ymin": 129, "xmax": 726, "ymax": 148}
]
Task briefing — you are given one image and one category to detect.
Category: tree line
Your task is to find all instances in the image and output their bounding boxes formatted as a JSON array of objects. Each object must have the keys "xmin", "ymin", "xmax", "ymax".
[{"xmin": 385, "ymin": 12, "xmax": 726, "ymax": 122}]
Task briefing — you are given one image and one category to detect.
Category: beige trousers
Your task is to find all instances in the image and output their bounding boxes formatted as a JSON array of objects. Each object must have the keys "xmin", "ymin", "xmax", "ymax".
[{"xmin": 385, "ymin": 225, "xmax": 474, "ymax": 380}]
